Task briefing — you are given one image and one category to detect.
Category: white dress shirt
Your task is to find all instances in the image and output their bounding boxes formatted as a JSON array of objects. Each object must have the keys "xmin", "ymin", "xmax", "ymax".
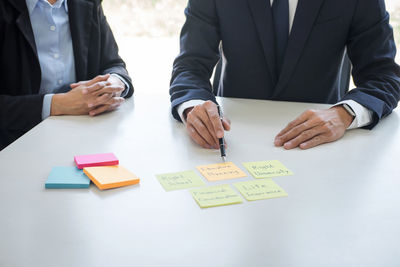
[
  {"xmin": 27, "ymin": 0, "xmax": 75, "ymax": 119},
  {"xmin": 177, "ymin": 0, "xmax": 373, "ymax": 129}
]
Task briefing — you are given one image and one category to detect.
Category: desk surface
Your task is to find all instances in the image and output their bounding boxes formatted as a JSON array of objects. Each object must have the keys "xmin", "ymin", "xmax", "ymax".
[{"xmin": 1, "ymin": 93, "xmax": 399, "ymax": 267}]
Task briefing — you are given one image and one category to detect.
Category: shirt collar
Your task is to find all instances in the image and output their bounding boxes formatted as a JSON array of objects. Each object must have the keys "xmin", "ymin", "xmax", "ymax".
[{"xmin": 26, "ymin": 0, "xmax": 69, "ymax": 15}]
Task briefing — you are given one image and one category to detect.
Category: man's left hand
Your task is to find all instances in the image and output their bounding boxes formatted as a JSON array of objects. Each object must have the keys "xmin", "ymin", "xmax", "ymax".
[{"xmin": 274, "ymin": 106, "xmax": 354, "ymax": 150}]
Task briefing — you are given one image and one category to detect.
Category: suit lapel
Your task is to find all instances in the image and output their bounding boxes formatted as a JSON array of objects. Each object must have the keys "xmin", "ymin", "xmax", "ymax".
[
  {"xmin": 246, "ymin": 0, "xmax": 278, "ymax": 86},
  {"xmin": 68, "ymin": 0, "xmax": 93, "ymax": 81},
  {"xmin": 274, "ymin": 0, "xmax": 325, "ymax": 95},
  {"xmin": 10, "ymin": 0, "xmax": 38, "ymax": 58}
]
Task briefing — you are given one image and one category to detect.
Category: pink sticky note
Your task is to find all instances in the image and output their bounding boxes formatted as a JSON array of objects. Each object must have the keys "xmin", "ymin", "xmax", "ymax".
[{"xmin": 74, "ymin": 153, "xmax": 119, "ymax": 169}]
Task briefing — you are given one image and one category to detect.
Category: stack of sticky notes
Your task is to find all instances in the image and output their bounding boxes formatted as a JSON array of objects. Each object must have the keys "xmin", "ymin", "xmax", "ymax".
[
  {"xmin": 74, "ymin": 153, "xmax": 119, "ymax": 169},
  {"xmin": 84, "ymin": 165, "xmax": 140, "ymax": 190},
  {"xmin": 45, "ymin": 153, "xmax": 140, "ymax": 190},
  {"xmin": 45, "ymin": 166, "xmax": 91, "ymax": 189}
]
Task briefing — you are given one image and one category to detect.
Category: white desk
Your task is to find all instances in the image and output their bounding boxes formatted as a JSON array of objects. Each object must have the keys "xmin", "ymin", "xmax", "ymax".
[{"xmin": 1, "ymin": 93, "xmax": 399, "ymax": 267}]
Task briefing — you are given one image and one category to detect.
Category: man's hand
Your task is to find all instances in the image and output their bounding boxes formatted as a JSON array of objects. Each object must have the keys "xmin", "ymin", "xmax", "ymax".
[
  {"xmin": 274, "ymin": 106, "xmax": 354, "ymax": 150},
  {"xmin": 184, "ymin": 101, "xmax": 231, "ymax": 149},
  {"xmin": 51, "ymin": 74, "xmax": 125, "ymax": 116}
]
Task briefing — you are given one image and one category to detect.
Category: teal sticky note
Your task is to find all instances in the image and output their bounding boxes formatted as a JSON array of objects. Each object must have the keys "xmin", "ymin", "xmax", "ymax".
[{"xmin": 45, "ymin": 167, "xmax": 90, "ymax": 189}]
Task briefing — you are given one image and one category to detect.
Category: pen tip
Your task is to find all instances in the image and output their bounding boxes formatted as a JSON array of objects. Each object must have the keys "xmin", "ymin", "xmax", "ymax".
[{"xmin": 222, "ymin": 156, "xmax": 226, "ymax": 162}]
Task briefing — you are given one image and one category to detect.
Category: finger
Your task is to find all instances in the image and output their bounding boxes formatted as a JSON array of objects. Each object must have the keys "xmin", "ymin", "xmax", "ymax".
[
  {"xmin": 89, "ymin": 98, "xmax": 124, "ymax": 116},
  {"xmin": 275, "ymin": 118, "xmax": 322, "ymax": 147},
  {"xmin": 70, "ymin": 82, "xmax": 81, "ymax": 89},
  {"xmin": 89, "ymin": 105, "xmax": 109, "ymax": 116},
  {"xmin": 84, "ymin": 81, "xmax": 111, "ymax": 95},
  {"xmin": 282, "ymin": 125, "xmax": 326, "ymax": 150},
  {"xmin": 88, "ymin": 93, "xmax": 112, "ymax": 108},
  {"xmin": 85, "ymin": 74, "xmax": 111, "ymax": 87},
  {"xmin": 89, "ymin": 102, "xmax": 122, "ymax": 116},
  {"xmin": 276, "ymin": 110, "xmax": 315, "ymax": 138},
  {"xmin": 187, "ymin": 124, "xmax": 213, "ymax": 149},
  {"xmin": 106, "ymin": 101, "xmax": 123, "ymax": 112},
  {"xmin": 71, "ymin": 74, "xmax": 110, "ymax": 89},
  {"xmin": 188, "ymin": 116, "xmax": 217, "ymax": 149},
  {"xmin": 204, "ymin": 101, "xmax": 224, "ymax": 138},
  {"xmin": 192, "ymin": 106, "xmax": 219, "ymax": 148},
  {"xmin": 90, "ymin": 85, "xmax": 124, "ymax": 97},
  {"xmin": 299, "ymin": 135, "xmax": 329, "ymax": 150},
  {"xmin": 107, "ymin": 97, "xmax": 125, "ymax": 110}
]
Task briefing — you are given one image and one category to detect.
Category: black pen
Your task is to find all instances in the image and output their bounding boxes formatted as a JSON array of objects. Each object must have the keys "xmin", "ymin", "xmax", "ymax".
[{"xmin": 217, "ymin": 105, "xmax": 226, "ymax": 162}]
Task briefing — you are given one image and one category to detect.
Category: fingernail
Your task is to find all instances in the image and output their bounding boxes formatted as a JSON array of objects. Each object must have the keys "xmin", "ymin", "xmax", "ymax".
[
  {"xmin": 82, "ymin": 89, "xmax": 87, "ymax": 94},
  {"xmin": 88, "ymin": 103, "xmax": 93, "ymax": 108},
  {"xmin": 217, "ymin": 130, "xmax": 223, "ymax": 138}
]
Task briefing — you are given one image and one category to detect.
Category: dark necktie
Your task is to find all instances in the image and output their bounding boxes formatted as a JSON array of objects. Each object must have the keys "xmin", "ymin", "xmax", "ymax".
[{"xmin": 272, "ymin": 0, "xmax": 289, "ymax": 76}]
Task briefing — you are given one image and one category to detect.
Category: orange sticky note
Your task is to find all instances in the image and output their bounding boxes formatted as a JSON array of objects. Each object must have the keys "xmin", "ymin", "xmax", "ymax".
[
  {"xmin": 83, "ymin": 166, "xmax": 140, "ymax": 190},
  {"xmin": 196, "ymin": 162, "xmax": 247, "ymax": 181}
]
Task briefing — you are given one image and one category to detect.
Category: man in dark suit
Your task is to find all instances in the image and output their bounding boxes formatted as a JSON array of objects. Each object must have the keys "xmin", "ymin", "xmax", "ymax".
[
  {"xmin": 0, "ymin": 0, "xmax": 133, "ymax": 150},
  {"xmin": 170, "ymin": 0, "xmax": 400, "ymax": 150}
]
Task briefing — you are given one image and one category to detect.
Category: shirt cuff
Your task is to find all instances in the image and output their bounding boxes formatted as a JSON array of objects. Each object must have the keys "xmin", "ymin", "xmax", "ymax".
[
  {"xmin": 333, "ymin": 100, "xmax": 373, "ymax": 129},
  {"xmin": 110, "ymin": 73, "xmax": 130, "ymax": 98},
  {"xmin": 177, "ymin": 99, "xmax": 206, "ymax": 123},
  {"xmin": 42, "ymin": 94, "xmax": 54, "ymax": 120}
]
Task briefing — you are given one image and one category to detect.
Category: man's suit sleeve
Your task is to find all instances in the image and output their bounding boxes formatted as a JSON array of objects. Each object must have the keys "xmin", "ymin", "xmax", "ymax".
[
  {"xmin": 98, "ymin": 3, "xmax": 133, "ymax": 98},
  {"xmin": 343, "ymin": 0, "xmax": 400, "ymax": 129},
  {"xmin": 170, "ymin": 0, "xmax": 221, "ymax": 122}
]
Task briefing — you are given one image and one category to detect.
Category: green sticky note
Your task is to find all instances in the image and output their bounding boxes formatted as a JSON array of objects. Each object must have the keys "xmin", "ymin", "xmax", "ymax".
[
  {"xmin": 190, "ymin": 184, "xmax": 243, "ymax": 208},
  {"xmin": 234, "ymin": 179, "xmax": 288, "ymax": 201},
  {"xmin": 156, "ymin": 170, "xmax": 205, "ymax": 191},
  {"xmin": 243, "ymin": 160, "xmax": 293, "ymax": 178}
]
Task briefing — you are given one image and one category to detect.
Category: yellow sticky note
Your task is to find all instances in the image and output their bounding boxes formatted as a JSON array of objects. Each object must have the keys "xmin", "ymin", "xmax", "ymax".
[
  {"xmin": 234, "ymin": 179, "xmax": 288, "ymax": 201},
  {"xmin": 156, "ymin": 170, "xmax": 205, "ymax": 191},
  {"xmin": 190, "ymin": 184, "xmax": 243, "ymax": 208},
  {"xmin": 196, "ymin": 162, "xmax": 247, "ymax": 181},
  {"xmin": 83, "ymin": 165, "xmax": 140, "ymax": 190},
  {"xmin": 243, "ymin": 160, "xmax": 293, "ymax": 179}
]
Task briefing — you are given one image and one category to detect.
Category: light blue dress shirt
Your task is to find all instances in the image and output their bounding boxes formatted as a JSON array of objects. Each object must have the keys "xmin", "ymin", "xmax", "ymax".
[{"xmin": 26, "ymin": 0, "xmax": 75, "ymax": 119}]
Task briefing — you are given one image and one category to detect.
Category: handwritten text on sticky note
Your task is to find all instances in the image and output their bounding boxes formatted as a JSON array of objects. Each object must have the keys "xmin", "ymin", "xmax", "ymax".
[
  {"xmin": 190, "ymin": 184, "xmax": 243, "ymax": 208},
  {"xmin": 196, "ymin": 162, "xmax": 247, "ymax": 181},
  {"xmin": 156, "ymin": 170, "xmax": 205, "ymax": 191},
  {"xmin": 243, "ymin": 160, "xmax": 293, "ymax": 179},
  {"xmin": 234, "ymin": 179, "xmax": 288, "ymax": 201}
]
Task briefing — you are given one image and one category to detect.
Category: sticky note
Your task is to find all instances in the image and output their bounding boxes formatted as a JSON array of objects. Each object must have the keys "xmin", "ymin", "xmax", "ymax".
[
  {"xmin": 83, "ymin": 165, "xmax": 140, "ymax": 190},
  {"xmin": 156, "ymin": 170, "xmax": 205, "ymax": 191},
  {"xmin": 234, "ymin": 179, "xmax": 288, "ymax": 201},
  {"xmin": 196, "ymin": 162, "xmax": 247, "ymax": 181},
  {"xmin": 243, "ymin": 160, "xmax": 293, "ymax": 179},
  {"xmin": 45, "ymin": 167, "xmax": 90, "ymax": 189},
  {"xmin": 74, "ymin": 153, "xmax": 119, "ymax": 169},
  {"xmin": 190, "ymin": 184, "xmax": 243, "ymax": 208}
]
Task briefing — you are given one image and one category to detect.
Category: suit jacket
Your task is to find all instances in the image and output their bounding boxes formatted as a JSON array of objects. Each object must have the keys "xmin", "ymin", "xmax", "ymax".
[
  {"xmin": 0, "ymin": 0, "xmax": 133, "ymax": 150},
  {"xmin": 170, "ymin": 0, "xmax": 400, "ymax": 126}
]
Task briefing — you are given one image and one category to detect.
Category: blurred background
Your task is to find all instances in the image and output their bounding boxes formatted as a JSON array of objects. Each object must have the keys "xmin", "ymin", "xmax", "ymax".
[{"xmin": 103, "ymin": 0, "xmax": 400, "ymax": 95}]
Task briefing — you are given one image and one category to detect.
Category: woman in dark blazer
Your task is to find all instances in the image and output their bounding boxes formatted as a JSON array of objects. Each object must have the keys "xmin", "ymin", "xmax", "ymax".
[{"xmin": 0, "ymin": 0, "xmax": 133, "ymax": 150}]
